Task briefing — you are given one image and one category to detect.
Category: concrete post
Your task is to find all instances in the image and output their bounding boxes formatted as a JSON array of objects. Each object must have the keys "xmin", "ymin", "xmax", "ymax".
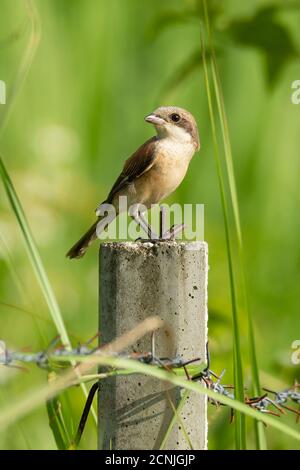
[{"xmin": 98, "ymin": 241, "xmax": 208, "ymax": 450}]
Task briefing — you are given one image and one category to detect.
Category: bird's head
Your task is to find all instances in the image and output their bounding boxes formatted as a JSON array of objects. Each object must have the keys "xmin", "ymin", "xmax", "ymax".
[{"xmin": 145, "ymin": 106, "xmax": 200, "ymax": 151}]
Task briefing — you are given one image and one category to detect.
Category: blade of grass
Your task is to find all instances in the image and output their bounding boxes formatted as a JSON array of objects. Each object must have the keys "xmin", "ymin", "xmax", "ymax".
[
  {"xmin": 199, "ymin": 9, "xmax": 246, "ymax": 449},
  {"xmin": 46, "ymin": 398, "xmax": 69, "ymax": 450},
  {"xmin": 0, "ymin": 156, "xmax": 97, "ymax": 425},
  {"xmin": 95, "ymin": 357, "xmax": 300, "ymax": 443},
  {"xmin": 1, "ymin": 355, "xmax": 300, "ymax": 444},
  {"xmin": 97, "ymin": 358, "xmax": 300, "ymax": 444},
  {"xmin": 202, "ymin": 0, "xmax": 266, "ymax": 449},
  {"xmin": 159, "ymin": 390, "xmax": 192, "ymax": 450},
  {"xmin": 46, "ymin": 372, "xmax": 72, "ymax": 450}
]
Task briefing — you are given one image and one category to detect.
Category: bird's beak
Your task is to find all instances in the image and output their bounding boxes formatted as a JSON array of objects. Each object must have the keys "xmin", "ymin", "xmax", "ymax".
[{"xmin": 145, "ymin": 114, "xmax": 166, "ymax": 126}]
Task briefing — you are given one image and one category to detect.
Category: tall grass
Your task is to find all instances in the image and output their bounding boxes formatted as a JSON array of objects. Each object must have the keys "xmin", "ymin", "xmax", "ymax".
[
  {"xmin": 200, "ymin": 0, "xmax": 268, "ymax": 449},
  {"xmin": 0, "ymin": 157, "xmax": 69, "ymax": 345},
  {"xmin": 0, "ymin": 156, "xmax": 98, "ymax": 429},
  {"xmin": 200, "ymin": 2, "xmax": 266, "ymax": 449},
  {"xmin": 0, "ymin": 0, "xmax": 97, "ymax": 437},
  {"xmin": 200, "ymin": 8, "xmax": 244, "ymax": 450}
]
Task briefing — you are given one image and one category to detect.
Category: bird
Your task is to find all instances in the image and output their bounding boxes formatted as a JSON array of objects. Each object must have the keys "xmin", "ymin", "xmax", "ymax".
[{"xmin": 66, "ymin": 106, "xmax": 200, "ymax": 259}]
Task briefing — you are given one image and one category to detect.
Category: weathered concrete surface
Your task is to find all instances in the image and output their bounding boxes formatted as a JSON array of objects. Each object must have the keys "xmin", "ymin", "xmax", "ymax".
[{"xmin": 98, "ymin": 241, "xmax": 208, "ymax": 450}]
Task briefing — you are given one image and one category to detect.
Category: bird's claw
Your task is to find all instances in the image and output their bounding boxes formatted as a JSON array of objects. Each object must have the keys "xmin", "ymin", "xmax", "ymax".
[{"xmin": 135, "ymin": 223, "xmax": 185, "ymax": 242}]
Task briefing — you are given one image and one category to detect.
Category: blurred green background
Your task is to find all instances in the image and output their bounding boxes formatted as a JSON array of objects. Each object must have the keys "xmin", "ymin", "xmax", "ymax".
[{"xmin": 0, "ymin": 0, "xmax": 300, "ymax": 450}]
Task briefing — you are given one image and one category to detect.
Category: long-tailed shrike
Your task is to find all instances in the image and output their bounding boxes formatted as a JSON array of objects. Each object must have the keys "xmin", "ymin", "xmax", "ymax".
[{"xmin": 67, "ymin": 106, "xmax": 200, "ymax": 259}]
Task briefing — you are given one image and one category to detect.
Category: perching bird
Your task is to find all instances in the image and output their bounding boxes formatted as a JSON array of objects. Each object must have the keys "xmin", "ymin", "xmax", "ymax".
[{"xmin": 66, "ymin": 106, "xmax": 200, "ymax": 259}]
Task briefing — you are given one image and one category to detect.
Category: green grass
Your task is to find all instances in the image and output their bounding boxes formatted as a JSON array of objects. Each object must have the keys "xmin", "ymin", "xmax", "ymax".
[
  {"xmin": 0, "ymin": 155, "xmax": 97, "ymax": 428},
  {"xmin": 200, "ymin": 6, "xmax": 245, "ymax": 449},
  {"xmin": 159, "ymin": 390, "xmax": 191, "ymax": 450},
  {"xmin": 0, "ymin": 0, "xmax": 97, "ymax": 439},
  {"xmin": 201, "ymin": 0, "xmax": 266, "ymax": 449},
  {"xmin": 0, "ymin": 157, "xmax": 70, "ymax": 345},
  {"xmin": 1, "ymin": 354, "xmax": 300, "ymax": 444}
]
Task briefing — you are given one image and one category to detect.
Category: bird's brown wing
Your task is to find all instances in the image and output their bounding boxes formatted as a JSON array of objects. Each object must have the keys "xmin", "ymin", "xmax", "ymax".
[{"xmin": 105, "ymin": 136, "xmax": 158, "ymax": 203}]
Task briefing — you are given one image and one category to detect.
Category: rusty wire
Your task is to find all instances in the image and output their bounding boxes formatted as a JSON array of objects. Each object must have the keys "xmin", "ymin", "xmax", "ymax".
[{"xmin": 0, "ymin": 338, "xmax": 299, "ymax": 422}]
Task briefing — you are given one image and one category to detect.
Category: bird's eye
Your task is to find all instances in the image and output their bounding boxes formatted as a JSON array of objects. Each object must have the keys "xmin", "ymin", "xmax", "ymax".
[{"xmin": 170, "ymin": 113, "xmax": 181, "ymax": 123}]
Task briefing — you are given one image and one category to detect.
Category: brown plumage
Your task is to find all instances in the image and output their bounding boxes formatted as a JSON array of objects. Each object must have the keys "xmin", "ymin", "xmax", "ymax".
[{"xmin": 106, "ymin": 137, "xmax": 157, "ymax": 204}]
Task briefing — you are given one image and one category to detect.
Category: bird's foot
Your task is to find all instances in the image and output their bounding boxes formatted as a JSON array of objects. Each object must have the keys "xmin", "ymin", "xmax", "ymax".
[
  {"xmin": 135, "ymin": 224, "xmax": 185, "ymax": 242},
  {"xmin": 162, "ymin": 223, "xmax": 185, "ymax": 240}
]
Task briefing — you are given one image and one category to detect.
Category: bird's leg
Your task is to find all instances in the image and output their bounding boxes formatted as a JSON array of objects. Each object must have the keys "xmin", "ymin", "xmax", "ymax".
[
  {"xmin": 139, "ymin": 210, "xmax": 159, "ymax": 239},
  {"xmin": 157, "ymin": 204, "xmax": 186, "ymax": 240},
  {"xmin": 132, "ymin": 205, "xmax": 185, "ymax": 242},
  {"xmin": 162, "ymin": 223, "xmax": 186, "ymax": 240},
  {"xmin": 159, "ymin": 205, "xmax": 166, "ymax": 239},
  {"xmin": 131, "ymin": 211, "xmax": 158, "ymax": 241},
  {"xmin": 151, "ymin": 331, "xmax": 156, "ymax": 359}
]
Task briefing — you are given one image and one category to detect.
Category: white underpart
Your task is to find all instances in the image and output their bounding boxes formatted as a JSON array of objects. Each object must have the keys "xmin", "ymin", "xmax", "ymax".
[
  {"xmin": 156, "ymin": 123, "xmax": 195, "ymax": 167},
  {"xmin": 157, "ymin": 136, "xmax": 194, "ymax": 162},
  {"xmin": 156, "ymin": 122, "xmax": 193, "ymax": 145},
  {"xmin": 152, "ymin": 125, "xmax": 196, "ymax": 202}
]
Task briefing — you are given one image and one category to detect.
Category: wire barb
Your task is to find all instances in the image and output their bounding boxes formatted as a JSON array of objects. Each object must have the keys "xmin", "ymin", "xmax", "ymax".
[{"xmin": 1, "ymin": 338, "xmax": 299, "ymax": 422}]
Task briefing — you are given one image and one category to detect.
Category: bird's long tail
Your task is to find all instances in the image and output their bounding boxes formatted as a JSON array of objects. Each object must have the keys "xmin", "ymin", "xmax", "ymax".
[{"xmin": 66, "ymin": 220, "xmax": 99, "ymax": 259}]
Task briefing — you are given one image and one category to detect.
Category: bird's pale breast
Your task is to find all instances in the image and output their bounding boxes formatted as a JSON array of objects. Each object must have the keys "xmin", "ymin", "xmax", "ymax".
[{"xmin": 131, "ymin": 139, "xmax": 195, "ymax": 207}]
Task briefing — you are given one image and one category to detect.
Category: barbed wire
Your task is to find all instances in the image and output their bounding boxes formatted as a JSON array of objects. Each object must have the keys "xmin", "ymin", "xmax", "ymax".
[
  {"xmin": 193, "ymin": 368, "xmax": 300, "ymax": 420},
  {"xmin": 191, "ymin": 344, "xmax": 300, "ymax": 422},
  {"xmin": 0, "ymin": 338, "xmax": 199, "ymax": 371},
  {"xmin": 0, "ymin": 338, "xmax": 299, "ymax": 421}
]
